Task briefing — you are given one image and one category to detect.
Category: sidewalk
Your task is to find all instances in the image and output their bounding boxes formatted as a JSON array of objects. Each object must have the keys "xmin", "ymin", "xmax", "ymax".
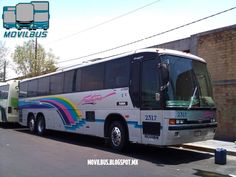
[{"xmin": 182, "ymin": 140, "xmax": 236, "ymax": 156}]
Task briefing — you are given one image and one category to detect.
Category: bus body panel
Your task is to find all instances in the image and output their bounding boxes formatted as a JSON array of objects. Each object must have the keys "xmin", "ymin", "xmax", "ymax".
[
  {"xmin": 19, "ymin": 88, "xmax": 143, "ymax": 143},
  {"xmin": 19, "ymin": 88, "xmax": 216, "ymax": 146},
  {"xmin": 18, "ymin": 48, "xmax": 217, "ymax": 146},
  {"xmin": 162, "ymin": 110, "xmax": 216, "ymax": 145},
  {"xmin": 140, "ymin": 110, "xmax": 163, "ymax": 145},
  {"xmin": 0, "ymin": 80, "xmax": 19, "ymax": 123}
]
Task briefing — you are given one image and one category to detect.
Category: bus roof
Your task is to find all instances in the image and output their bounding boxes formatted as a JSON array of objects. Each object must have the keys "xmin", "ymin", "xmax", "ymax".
[
  {"xmin": 31, "ymin": 1, "xmax": 49, "ymax": 11},
  {"xmin": 0, "ymin": 80, "xmax": 18, "ymax": 86},
  {"xmin": 136, "ymin": 48, "xmax": 206, "ymax": 63},
  {"xmin": 20, "ymin": 48, "xmax": 206, "ymax": 82},
  {"xmin": 3, "ymin": 6, "xmax": 16, "ymax": 11}
]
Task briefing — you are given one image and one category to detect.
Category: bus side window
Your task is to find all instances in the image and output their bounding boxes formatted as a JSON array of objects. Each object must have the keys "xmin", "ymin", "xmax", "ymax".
[
  {"xmin": 64, "ymin": 70, "xmax": 75, "ymax": 93},
  {"xmin": 50, "ymin": 73, "xmax": 64, "ymax": 95},
  {"xmin": 75, "ymin": 69, "xmax": 82, "ymax": 92},
  {"xmin": 81, "ymin": 63, "xmax": 105, "ymax": 91},
  {"xmin": 19, "ymin": 82, "xmax": 28, "ymax": 98},
  {"xmin": 105, "ymin": 57, "xmax": 130, "ymax": 89},
  {"xmin": 28, "ymin": 79, "xmax": 38, "ymax": 97},
  {"xmin": 38, "ymin": 77, "xmax": 50, "ymax": 96}
]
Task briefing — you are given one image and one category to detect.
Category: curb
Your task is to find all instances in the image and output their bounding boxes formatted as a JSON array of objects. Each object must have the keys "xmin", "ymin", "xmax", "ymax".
[{"xmin": 182, "ymin": 144, "xmax": 236, "ymax": 156}]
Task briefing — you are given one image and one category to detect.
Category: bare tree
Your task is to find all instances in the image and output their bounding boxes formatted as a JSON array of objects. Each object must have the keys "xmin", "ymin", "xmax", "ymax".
[
  {"xmin": 13, "ymin": 39, "xmax": 58, "ymax": 78},
  {"xmin": 0, "ymin": 41, "xmax": 9, "ymax": 81}
]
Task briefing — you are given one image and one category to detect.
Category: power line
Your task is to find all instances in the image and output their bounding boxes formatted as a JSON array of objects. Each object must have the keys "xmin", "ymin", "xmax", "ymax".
[
  {"xmin": 57, "ymin": 6, "xmax": 236, "ymax": 68},
  {"xmin": 47, "ymin": 0, "xmax": 161, "ymax": 44}
]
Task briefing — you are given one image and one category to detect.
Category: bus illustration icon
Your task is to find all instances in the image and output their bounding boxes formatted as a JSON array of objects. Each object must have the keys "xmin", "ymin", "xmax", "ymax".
[
  {"xmin": 16, "ymin": 3, "xmax": 34, "ymax": 30},
  {"xmin": 31, "ymin": 1, "xmax": 50, "ymax": 30},
  {"xmin": 2, "ymin": 6, "xmax": 16, "ymax": 29},
  {"xmin": 2, "ymin": 1, "xmax": 49, "ymax": 30}
]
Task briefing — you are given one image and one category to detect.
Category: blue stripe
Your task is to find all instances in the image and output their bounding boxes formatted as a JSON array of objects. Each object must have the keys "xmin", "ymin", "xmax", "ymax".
[
  {"xmin": 127, "ymin": 121, "xmax": 143, "ymax": 128},
  {"xmin": 95, "ymin": 119, "xmax": 142, "ymax": 129}
]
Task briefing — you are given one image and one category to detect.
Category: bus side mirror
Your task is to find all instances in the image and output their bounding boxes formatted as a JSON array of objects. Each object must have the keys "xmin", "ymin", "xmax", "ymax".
[{"xmin": 160, "ymin": 63, "xmax": 169, "ymax": 91}]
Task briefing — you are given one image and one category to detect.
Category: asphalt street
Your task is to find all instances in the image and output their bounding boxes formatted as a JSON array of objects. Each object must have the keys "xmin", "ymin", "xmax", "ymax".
[{"xmin": 0, "ymin": 126, "xmax": 235, "ymax": 177}]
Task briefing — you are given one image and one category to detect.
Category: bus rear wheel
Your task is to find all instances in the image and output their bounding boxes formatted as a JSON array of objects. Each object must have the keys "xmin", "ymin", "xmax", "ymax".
[
  {"xmin": 108, "ymin": 121, "xmax": 127, "ymax": 151},
  {"xmin": 36, "ymin": 114, "xmax": 46, "ymax": 136},
  {"xmin": 28, "ymin": 115, "xmax": 36, "ymax": 133}
]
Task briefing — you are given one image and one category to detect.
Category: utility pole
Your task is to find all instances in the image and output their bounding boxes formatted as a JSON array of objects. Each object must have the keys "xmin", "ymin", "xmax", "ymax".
[
  {"xmin": 35, "ymin": 37, "xmax": 38, "ymax": 76},
  {"xmin": 3, "ymin": 61, "xmax": 6, "ymax": 82}
]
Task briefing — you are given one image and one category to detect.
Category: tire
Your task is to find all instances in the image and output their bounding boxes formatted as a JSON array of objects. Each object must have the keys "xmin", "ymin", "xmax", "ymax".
[
  {"xmin": 36, "ymin": 114, "xmax": 46, "ymax": 136},
  {"xmin": 108, "ymin": 121, "xmax": 128, "ymax": 151},
  {"xmin": 28, "ymin": 114, "xmax": 36, "ymax": 133}
]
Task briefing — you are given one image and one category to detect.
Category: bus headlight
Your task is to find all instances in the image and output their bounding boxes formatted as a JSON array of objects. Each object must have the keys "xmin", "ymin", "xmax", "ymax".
[
  {"xmin": 210, "ymin": 118, "xmax": 216, "ymax": 123},
  {"xmin": 176, "ymin": 119, "xmax": 185, "ymax": 124},
  {"xmin": 169, "ymin": 119, "xmax": 186, "ymax": 125}
]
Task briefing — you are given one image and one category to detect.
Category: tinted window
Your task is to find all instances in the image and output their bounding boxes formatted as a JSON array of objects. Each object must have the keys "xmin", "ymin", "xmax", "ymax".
[
  {"xmin": 50, "ymin": 73, "xmax": 64, "ymax": 95},
  {"xmin": 105, "ymin": 57, "xmax": 130, "ymax": 89},
  {"xmin": 0, "ymin": 85, "xmax": 9, "ymax": 99},
  {"xmin": 141, "ymin": 59, "xmax": 160, "ymax": 109},
  {"xmin": 130, "ymin": 60, "xmax": 140, "ymax": 108},
  {"xmin": 64, "ymin": 70, "xmax": 75, "ymax": 93},
  {"xmin": 28, "ymin": 79, "xmax": 38, "ymax": 97},
  {"xmin": 81, "ymin": 63, "xmax": 104, "ymax": 91},
  {"xmin": 19, "ymin": 82, "xmax": 28, "ymax": 98},
  {"xmin": 38, "ymin": 77, "xmax": 50, "ymax": 96},
  {"xmin": 75, "ymin": 69, "xmax": 81, "ymax": 92}
]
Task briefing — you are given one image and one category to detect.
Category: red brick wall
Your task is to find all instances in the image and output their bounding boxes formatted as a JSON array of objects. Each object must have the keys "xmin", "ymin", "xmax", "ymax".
[{"xmin": 197, "ymin": 28, "xmax": 236, "ymax": 141}]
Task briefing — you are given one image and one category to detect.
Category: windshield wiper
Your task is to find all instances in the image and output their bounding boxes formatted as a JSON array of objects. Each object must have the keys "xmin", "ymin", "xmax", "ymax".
[{"xmin": 188, "ymin": 86, "xmax": 198, "ymax": 109}]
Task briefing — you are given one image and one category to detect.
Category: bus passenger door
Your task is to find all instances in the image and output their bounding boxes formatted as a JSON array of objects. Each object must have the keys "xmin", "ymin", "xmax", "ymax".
[
  {"xmin": 129, "ymin": 57, "xmax": 142, "ymax": 143},
  {"xmin": 140, "ymin": 56, "xmax": 163, "ymax": 145}
]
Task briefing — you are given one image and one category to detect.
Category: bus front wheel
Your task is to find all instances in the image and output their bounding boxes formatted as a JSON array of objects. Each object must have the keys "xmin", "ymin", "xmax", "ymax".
[
  {"xmin": 36, "ymin": 114, "xmax": 46, "ymax": 136},
  {"xmin": 108, "ymin": 121, "xmax": 127, "ymax": 151}
]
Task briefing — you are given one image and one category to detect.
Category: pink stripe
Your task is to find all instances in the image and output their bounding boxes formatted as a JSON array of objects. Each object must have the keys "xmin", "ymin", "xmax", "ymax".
[{"xmin": 43, "ymin": 100, "xmax": 74, "ymax": 124}]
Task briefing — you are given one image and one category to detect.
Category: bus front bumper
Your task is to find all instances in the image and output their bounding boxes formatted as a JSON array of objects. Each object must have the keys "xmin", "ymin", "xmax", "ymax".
[{"xmin": 164, "ymin": 123, "xmax": 217, "ymax": 145}]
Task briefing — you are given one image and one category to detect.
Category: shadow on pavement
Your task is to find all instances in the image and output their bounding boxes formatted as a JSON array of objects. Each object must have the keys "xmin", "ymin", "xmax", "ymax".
[
  {"xmin": 0, "ymin": 122, "xmax": 22, "ymax": 129},
  {"xmin": 193, "ymin": 169, "xmax": 231, "ymax": 177},
  {"xmin": 14, "ymin": 127, "xmax": 213, "ymax": 166}
]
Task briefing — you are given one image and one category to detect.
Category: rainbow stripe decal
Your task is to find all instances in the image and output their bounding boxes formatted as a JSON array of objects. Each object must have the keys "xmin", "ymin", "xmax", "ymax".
[{"xmin": 19, "ymin": 96, "xmax": 84, "ymax": 130}]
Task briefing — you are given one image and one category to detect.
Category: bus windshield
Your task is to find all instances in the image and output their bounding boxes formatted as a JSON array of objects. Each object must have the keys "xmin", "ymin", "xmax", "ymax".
[
  {"xmin": 161, "ymin": 55, "xmax": 215, "ymax": 109},
  {"xmin": 16, "ymin": 4, "xmax": 33, "ymax": 23}
]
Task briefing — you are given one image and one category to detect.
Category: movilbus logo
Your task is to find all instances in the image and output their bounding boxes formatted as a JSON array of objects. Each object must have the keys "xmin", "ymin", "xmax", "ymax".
[{"xmin": 2, "ymin": 1, "xmax": 49, "ymax": 38}]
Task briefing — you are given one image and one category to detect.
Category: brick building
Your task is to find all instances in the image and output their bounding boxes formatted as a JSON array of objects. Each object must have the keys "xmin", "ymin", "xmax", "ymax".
[{"xmin": 152, "ymin": 24, "xmax": 236, "ymax": 141}]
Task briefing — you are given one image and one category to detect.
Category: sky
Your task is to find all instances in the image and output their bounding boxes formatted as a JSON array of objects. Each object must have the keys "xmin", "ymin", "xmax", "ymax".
[{"xmin": 0, "ymin": 0, "xmax": 236, "ymax": 79}]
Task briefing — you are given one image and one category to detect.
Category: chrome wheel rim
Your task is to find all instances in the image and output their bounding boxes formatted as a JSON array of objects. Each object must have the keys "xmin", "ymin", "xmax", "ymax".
[
  {"xmin": 29, "ymin": 118, "xmax": 35, "ymax": 132},
  {"xmin": 38, "ymin": 119, "xmax": 43, "ymax": 133},
  {"xmin": 111, "ymin": 127, "xmax": 121, "ymax": 147}
]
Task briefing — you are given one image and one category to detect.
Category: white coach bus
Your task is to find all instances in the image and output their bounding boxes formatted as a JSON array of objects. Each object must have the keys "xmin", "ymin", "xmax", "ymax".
[
  {"xmin": 0, "ymin": 80, "xmax": 19, "ymax": 123},
  {"xmin": 18, "ymin": 48, "xmax": 217, "ymax": 150}
]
